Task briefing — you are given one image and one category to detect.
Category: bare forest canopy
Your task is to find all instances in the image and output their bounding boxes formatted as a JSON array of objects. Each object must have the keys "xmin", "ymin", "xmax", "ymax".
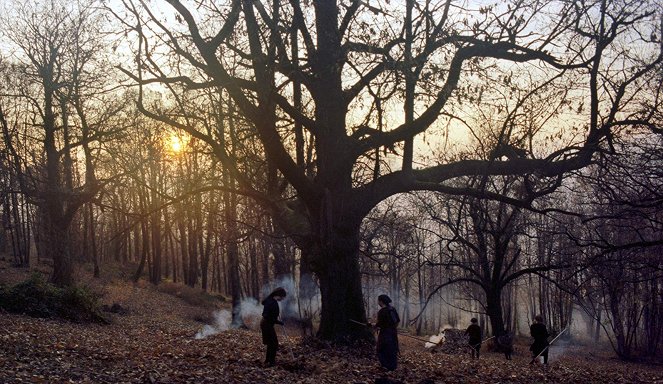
[{"xmin": 0, "ymin": 0, "xmax": 662, "ymax": 361}]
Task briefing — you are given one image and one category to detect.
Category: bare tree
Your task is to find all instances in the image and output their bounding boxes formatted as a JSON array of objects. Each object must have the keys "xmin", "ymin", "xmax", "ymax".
[
  {"xmin": 567, "ymin": 131, "xmax": 663, "ymax": 359},
  {"xmin": 115, "ymin": 0, "xmax": 662, "ymax": 341},
  {"xmin": 0, "ymin": 0, "xmax": 126, "ymax": 286}
]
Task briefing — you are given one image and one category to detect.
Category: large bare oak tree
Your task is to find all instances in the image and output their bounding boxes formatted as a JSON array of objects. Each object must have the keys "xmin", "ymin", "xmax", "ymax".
[{"xmin": 117, "ymin": 0, "xmax": 662, "ymax": 341}]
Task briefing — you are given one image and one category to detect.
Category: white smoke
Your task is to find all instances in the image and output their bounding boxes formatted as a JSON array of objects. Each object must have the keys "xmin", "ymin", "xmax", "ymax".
[
  {"xmin": 547, "ymin": 331, "xmax": 572, "ymax": 361},
  {"xmin": 261, "ymin": 274, "xmax": 320, "ymax": 319},
  {"xmin": 218, "ymin": 275, "xmax": 320, "ymax": 336},
  {"xmin": 239, "ymin": 297, "xmax": 264, "ymax": 329},
  {"xmin": 194, "ymin": 275, "xmax": 320, "ymax": 339},
  {"xmin": 440, "ymin": 324, "xmax": 455, "ymax": 333},
  {"xmin": 425, "ymin": 331, "xmax": 446, "ymax": 348},
  {"xmin": 194, "ymin": 309, "xmax": 231, "ymax": 339}
]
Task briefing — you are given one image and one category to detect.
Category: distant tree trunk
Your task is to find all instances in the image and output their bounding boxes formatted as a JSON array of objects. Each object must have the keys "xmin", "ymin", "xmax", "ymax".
[
  {"xmin": 221, "ymin": 98, "xmax": 244, "ymax": 326},
  {"xmin": 261, "ymin": 235, "xmax": 270, "ymax": 290},
  {"xmin": 403, "ymin": 272, "xmax": 411, "ymax": 326},
  {"xmin": 402, "ymin": 0, "xmax": 415, "ymax": 172},
  {"xmin": 6, "ymin": 190, "xmax": 30, "ymax": 266},
  {"xmin": 416, "ymin": 249, "xmax": 425, "ymax": 335},
  {"xmin": 595, "ymin": 309, "xmax": 602, "ymax": 342},
  {"xmin": 271, "ymin": 226, "xmax": 292, "ymax": 280},
  {"xmin": 644, "ymin": 275, "xmax": 662, "ymax": 356},
  {"xmin": 609, "ymin": 287, "xmax": 631, "ymax": 359},
  {"xmin": 201, "ymin": 191, "xmax": 216, "ymax": 291},
  {"xmin": 150, "ymin": 212, "xmax": 162, "ymax": 285},
  {"xmin": 149, "ymin": 153, "xmax": 162, "ymax": 285},
  {"xmin": 133, "ymin": 220, "xmax": 149, "ymax": 282},
  {"xmin": 186, "ymin": 208, "xmax": 198, "ymax": 287},
  {"xmin": 248, "ymin": 234, "xmax": 260, "ymax": 298},
  {"xmin": 169, "ymin": 228, "xmax": 177, "ymax": 283},
  {"xmin": 225, "ymin": 185, "xmax": 243, "ymax": 326},
  {"xmin": 177, "ymin": 207, "xmax": 189, "ymax": 285},
  {"xmin": 162, "ymin": 210, "xmax": 172, "ymax": 280},
  {"xmin": 132, "ymin": 220, "xmax": 140, "ymax": 264},
  {"xmin": 88, "ymin": 203, "xmax": 99, "ymax": 278}
]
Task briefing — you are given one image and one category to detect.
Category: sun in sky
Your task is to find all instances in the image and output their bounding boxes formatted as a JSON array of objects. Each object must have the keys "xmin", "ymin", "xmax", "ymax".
[{"xmin": 168, "ymin": 134, "xmax": 186, "ymax": 153}]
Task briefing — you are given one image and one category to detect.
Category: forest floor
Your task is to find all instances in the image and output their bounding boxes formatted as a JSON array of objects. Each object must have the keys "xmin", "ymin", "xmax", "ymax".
[{"xmin": 1, "ymin": 259, "xmax": 662, "ymax": 383}]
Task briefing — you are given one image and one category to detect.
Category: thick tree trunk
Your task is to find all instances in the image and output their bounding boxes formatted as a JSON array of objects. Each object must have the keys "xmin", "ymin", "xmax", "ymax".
[
  {"xmin": 313, "ymin": 226, "xmax": 373, "ymax": 343},
  {"xmin": 298, "ymin": 247, "xmax": 317, "ymax": 319},
  {"xmin": 485, "ymin": 287, "xmax": 506, "ymax": 337},
  {"xmin": 47, "ymin": 214, "xmax": 74, "ymax": 287}
]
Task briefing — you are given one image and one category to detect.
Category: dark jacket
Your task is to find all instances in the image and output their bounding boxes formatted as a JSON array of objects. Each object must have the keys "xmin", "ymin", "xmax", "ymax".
[
  {"xmin": 529, "ymin": 322, "xmax": 549, "ymax": 353},
  {"xmin": 465, "ymin": 324, "xmax": 482, "ymax": 345},
  {"xmin": 376, "ymin": 305, "xmax": 399, "ymax": 330},
  {"xmin": 261, "ymin": 297, "xmax": 282, "ymax": 346},
  {"xmin": 261, "ymin": 296, "xmax": 283, "ymax": 326}
]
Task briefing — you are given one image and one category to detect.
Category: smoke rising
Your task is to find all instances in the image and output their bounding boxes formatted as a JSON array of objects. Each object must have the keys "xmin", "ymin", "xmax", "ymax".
[
  {"xmin": 194, "ymin": 274, "xmax": 321, "ymax": 339},
  {"xmin": 194, "ymin": 309, "xmax": 231, "ymax": 339},
  {"xmin": 238, "ymin": 297, "xmax": 263, "ymax": 329},
  {"xmin": 260, "ymin": 274, "xmax": 320, "ymax": 320}
]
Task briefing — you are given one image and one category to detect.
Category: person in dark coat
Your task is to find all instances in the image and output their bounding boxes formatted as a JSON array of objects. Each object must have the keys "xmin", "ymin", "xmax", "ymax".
[
  {"xmin": 464, "ymin": 318, "xmax": 482, "ymax": 359},
  {"xmin": 529, "ymin": 315, "xmax": 550, "ymax": 364},
  {"xmin": 375, "ymin": 294, "xmax": 400, "ymax": 371},
  {"xmin": 261, "ymin": 287, "xmax": 286, "ymax": 367},
  {"xmin": 496, "ymin": 329, "xmax": 514, "ymax": 360}
]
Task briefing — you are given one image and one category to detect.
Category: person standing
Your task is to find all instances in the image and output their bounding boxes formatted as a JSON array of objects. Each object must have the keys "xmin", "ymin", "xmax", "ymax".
[
  {"xmin": 261, "ymin": 287, "xmax": 286, "ymax": 367},
  {"xmin": 464, "ymin": 318, "xmax": 482, "ymax": 359},
  {"xmin": 530, "ymin": 315, "xmax": 550, "ymax": 364},
  {"xmin": 375, "ymin": 294, "xmax": 400, "ymax": 371}
]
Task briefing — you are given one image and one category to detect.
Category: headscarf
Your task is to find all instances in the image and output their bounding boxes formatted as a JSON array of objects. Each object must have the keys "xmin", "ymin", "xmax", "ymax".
[
  {"xmin": 268, "ymin": 287, "xmax": 287, "ymax": 299},
  {"xmin": 378, "ymin": 294, "xmax": 392, "ymax": 305}
]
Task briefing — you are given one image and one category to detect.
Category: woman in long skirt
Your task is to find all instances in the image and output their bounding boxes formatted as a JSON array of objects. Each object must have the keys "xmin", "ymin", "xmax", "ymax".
[
  {"xmin": 375, "ymin": 294, "xmax": 400, "ymax": 371},
  {"xmin": 261, "ymin": 287, "xmax": 286, "ymax": 366}
]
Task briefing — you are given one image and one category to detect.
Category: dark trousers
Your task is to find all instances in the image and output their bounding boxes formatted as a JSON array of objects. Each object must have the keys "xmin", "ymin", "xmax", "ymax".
[
  {"xmin": 261, "ymin": 320, "xmax": 279, "ymax": 365},
  {"xmin": 469, "ymin": 342, "xmax": 481, "ymax": 358},
  {"xmin": 531, "ymin": 343, "xmax": 549, "ymax": 364},
  {"xmin": 265, "ymin": 343, "xmax": 278, "ymax": 365}
]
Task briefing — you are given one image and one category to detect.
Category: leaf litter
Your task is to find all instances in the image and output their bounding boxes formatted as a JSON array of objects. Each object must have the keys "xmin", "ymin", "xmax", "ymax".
[{"xmin": 1, "ymin": 280, "xmax": 661, "ymax": 383}]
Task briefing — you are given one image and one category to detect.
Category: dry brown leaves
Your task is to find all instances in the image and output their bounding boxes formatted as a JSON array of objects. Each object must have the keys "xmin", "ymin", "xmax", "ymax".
[{"xmin": 0, "ymin": 274, "xmax": 661, "ymax": 383}]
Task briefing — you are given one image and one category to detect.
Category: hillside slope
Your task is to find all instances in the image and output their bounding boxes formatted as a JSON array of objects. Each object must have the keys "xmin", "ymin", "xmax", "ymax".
[{"xmin": 0, "ymin": 261, "xmax": 661, "ymax": 383}]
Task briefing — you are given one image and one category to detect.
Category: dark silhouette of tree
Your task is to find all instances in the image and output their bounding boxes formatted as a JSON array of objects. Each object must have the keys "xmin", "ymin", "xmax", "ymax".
[{"xmin": 116, "ymin": 0, "xmax": 662, "ymax": 341}]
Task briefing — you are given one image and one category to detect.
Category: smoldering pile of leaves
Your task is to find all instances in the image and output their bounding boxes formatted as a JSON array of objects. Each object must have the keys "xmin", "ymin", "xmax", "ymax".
[{"xmin": 427, "ymin": 328, "xmax": 471, "ymax": 355}]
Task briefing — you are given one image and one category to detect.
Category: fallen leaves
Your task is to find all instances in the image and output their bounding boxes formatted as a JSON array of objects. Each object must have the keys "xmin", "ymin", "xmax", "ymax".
[{"xmin": 0, "ymin": 280, "xmax": 662, "ymax": 383}]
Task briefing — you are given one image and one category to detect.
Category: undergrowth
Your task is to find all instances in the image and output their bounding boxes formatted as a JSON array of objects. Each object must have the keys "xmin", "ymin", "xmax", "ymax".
[{"xmin": 0, "ymin": 273, "xmax": 107, "ymax": 323}]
